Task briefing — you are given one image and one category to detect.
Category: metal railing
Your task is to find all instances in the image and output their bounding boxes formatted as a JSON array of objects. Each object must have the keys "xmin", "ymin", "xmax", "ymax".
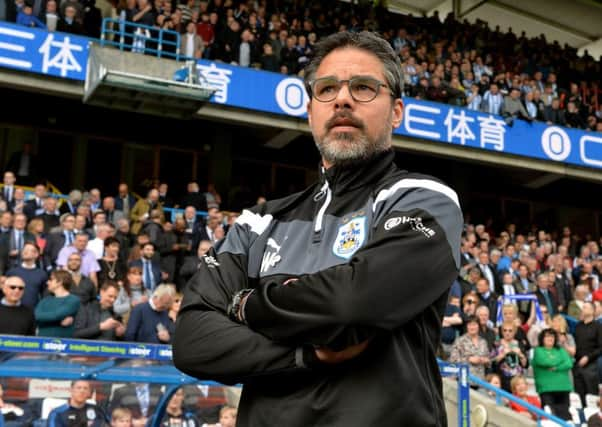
[
  {"xmin": 469, "ymin": 374, "xmax": 572, "ymax": 426},
  {"xmin": 100, "ymin": 17, "xmax": 182, "ymax": 60}
]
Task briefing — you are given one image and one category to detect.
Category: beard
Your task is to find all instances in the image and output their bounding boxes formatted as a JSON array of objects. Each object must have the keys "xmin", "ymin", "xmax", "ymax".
[{"xmin": 313, "ymin": 111, "xmax": 391, "ymax": 168}]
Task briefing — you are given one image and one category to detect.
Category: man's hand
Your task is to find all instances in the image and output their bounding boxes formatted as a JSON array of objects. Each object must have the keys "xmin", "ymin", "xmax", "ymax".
[
  {"xmin": 314, "ymin": 340, "xmax": 370, "ymax": 364},
  {"xmin": 157, "ymin": 329, "xmax": 170, "ymax": 342},
  {"xmin": 61, "ymin": 316, "xmax": 74, "ymax": 327},
  {"xmin": 578, "ymin": 356, "xmax": 589, "ymax": 367},
  {"xmin": 100, "ymin": 318, "xmax": 120, "ymax": 331}
]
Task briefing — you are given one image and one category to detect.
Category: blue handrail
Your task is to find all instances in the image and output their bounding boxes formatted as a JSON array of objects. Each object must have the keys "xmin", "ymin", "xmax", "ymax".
[
  {"xmin": 100, "ymin": 17, "xmax": 182, "ymax": 61},
  {"xmin": 470, "ymin": 374, "xmax": 572, "ymax": 426}
]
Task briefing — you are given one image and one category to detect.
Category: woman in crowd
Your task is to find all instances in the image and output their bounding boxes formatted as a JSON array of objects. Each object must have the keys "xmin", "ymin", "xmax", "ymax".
[
  {"xmin": 34, "ymin": 270, "xmax": 80, "ymax": 337},
  {"xmin": 494, "ymin": 321, "xmax": 529, "ymax": 391},
  {"xmin": 551, "ymin": 314, "xmax": 577, "ymax": 357},
  {"xmin": 98, "ymin": 237, "xmax": 127, "ymax": 286},
  {"xmin": 532, "ymin": 328, "xmax": 573, "ymax": 420},
  {"xmin": 113, "ymin": 266, "xmax": 151, "ymax": 322},
  {"xmin": 27, "ymin": 218, "xmax": 47, "ymax": 256},
  {"xmin": 509, "ymin": 375, "xmax": 542, "ymax": 420},
  {"xmin": 449, "ymin": 315, "xmax": 490, "ymax": 379},
  {"xmin": 168, "ymin": 291, "xmax": 182, "ymax": 329},
  {"xmin": 499, "ymin": 303, "xmax": 530, "ymax": 351}
]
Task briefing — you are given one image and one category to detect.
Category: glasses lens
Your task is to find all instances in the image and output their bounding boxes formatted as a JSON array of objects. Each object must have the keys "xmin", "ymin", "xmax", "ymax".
[
  {"xmin": 9, "ymin": 286, "xmax": 24, "ymax": 290},
  {"xmin": 466, "ymin": 300, "xmax": 476, "ymax": 304},
  {"xmin": 349, "ymin": 77, "xmax": 380, "ymax": 102},
  {"xmin": 312, "ymin": 78, "xmax": 340, "ymax": 102}
]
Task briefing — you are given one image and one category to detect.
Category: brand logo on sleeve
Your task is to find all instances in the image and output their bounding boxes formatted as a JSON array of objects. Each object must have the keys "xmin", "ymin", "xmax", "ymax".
[
  {"xmin": 385, "ymin": 216, "xmax": 436, "ymax": 238},
  {"xmin": 333, "ymin": 217, "xmax": 366, "ymax": 259},
  {"xmin": 261, "ymin": 238, "xmax": 283, "ymax": 273}
]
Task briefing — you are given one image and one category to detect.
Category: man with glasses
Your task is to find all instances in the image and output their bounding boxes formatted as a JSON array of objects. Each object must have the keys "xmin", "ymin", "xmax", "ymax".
[
  {"xmin": 175, "ymin": 31, "xmax": 462, "ymax": 426},
  {"xmin": 0, "ymin": 276, "xmax": 35, "ymax": 335}
]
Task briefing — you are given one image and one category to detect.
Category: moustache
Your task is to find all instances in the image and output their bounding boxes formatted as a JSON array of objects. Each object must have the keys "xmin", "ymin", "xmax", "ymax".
[{"xmin": 325, "ymin": 112, "xmax": 365, "ymax": 131}]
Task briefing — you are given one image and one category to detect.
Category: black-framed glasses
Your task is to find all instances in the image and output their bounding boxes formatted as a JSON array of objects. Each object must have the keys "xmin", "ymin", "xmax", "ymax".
[{"xmin": 309, "ymin": 76, "xmax": 394, "ymax": 103}]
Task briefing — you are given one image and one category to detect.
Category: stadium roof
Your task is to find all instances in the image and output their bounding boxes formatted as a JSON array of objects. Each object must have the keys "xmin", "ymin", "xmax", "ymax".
[{"xmin": 386, "ymin": 0, "xmax": 602, "ymax": 58}]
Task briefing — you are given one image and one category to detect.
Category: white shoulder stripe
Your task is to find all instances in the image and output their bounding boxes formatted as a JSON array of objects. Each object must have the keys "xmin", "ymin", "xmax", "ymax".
[
  {"xmin": 236, "ymin": 209, "xmax": 273, "ymax": 235},
  {"xmin": 372, "ymin": 178, "xmax": 460, "ymax": 212}
]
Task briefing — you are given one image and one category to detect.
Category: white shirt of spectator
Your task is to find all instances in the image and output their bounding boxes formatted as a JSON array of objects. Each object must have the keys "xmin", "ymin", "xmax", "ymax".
[
  {"xmin": 185, "ymin": 33, "xmax": 195, "ymax": 59},
  {"xmin": 87, "ymin": 237, "xmax": 104, "ymax": 259}
]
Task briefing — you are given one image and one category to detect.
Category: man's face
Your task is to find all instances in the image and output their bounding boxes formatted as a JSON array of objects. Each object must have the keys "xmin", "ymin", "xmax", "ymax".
[
  {"xmin": 75, "ymin": 215, "xmax": 86, "ymax": 230},
  {"xmin": 21, "ymin": 244, "xmax": 38, "ymax": 262},
  {"xmin": 94, "ymin": 213, "xmax": 106, "ymax": 225},
  {"xmin": 3, "ymin": 172, "xmax": 15, "ymax": 186},
  {"xmin": 537, "ymin": 276, "xmax": 549, "ymax": 290},
  {"xmin": 476, "ymin": 279, "xmax": 489, "ymax": 294},
  {"xmin": 2, "ymin": 277, "xmax": 25, "ymax": 305},
  {"xmin": 142, "ymin": 244, "xmax": 155, "ymax": 259},
  {"xmin": 67, "ymin": 254, "xmax": 82, "ymax": 271},
  {"xmin": 103, "ymin": 197, "xmax": 115, "ymax": 211},
  {"xmin": 118, "ymin": 184, "xmax": 128, "ymax": 196},
  {"xmin": 0, "ymin": 212, "xmax": 12, "ymax": 228},
  {"xmin": 44, "ymin": 198, "xmax": 57, "ymax": 212},
  {"xmin": 34, "ymin": 185, "xmax": 46, "ymax": 198},
  {"xmin": 74, "ymin": 235, "xmax": 88, "ymax": 251},
  {"xmin": 100, "ymin": 286, "xmax": 118, "ymax": 309},
  {"xmin": 62, "ymin": 215, "xmax": 75, "ymax": 231},
  {"xmin": 149, "ymin": 190, "xmax": 159, "ymax": 203},
  {"xmin": 70, "ymin": 381, "xmax": 91, "ymax": 406},
  {"xmin": 307, "ymin": 47, "xmax": 403, "ymax": 168},
  {"xmin": 184, "ymin": 207, "xmax": 196, "ymax": 220},
  {"xmin": 13, "ymin": 214, "xmax": 26, "ymax": 230}
]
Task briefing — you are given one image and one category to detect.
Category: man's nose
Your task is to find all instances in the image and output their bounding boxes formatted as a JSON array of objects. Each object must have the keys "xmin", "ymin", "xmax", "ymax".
[{"xmin": 333, "ymin": 82, "xmax": 354, "ymax": 109}]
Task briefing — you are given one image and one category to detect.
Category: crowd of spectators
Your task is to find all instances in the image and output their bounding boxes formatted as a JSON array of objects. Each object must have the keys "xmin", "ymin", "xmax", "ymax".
[
  {"xmin": 3, "ymin": 0, "xmax": 602, "ymax": 132},
  {"xmin": 443, "ymin": 220, "xmax": 602, "ymax": 423}
]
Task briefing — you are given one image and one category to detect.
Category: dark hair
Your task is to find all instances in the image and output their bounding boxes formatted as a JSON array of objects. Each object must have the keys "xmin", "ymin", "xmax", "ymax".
[
  {"xmin": 52, "ymin": 269, "xmax": 73, "ymax": 291},
  {"xmin": 22, "ymin": 241, "xmax": 40, "ymax": 254},
  {"xmin": 465, "ymin": 315, "xmax": 479, "ymax": 326},
  {"xmin": 538, "ymin": 328, "xmax": 558, "ymax": 348},
  {"xmin": 303, "ymin": 31, "xmax": 403, "ymax": 100},
  {"xmin": 104, "ymin": 236, "xmax": 120, "ymax": 247},
  {"xmin": 100, "ymin": 280, "xmax": 120, "ymax": 293}
]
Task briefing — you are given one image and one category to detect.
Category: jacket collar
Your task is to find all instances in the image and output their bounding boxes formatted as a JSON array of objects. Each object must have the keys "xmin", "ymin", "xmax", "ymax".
[{"xmin": 319, "ymin": 150, "xmax": 397, "ymax": 195}]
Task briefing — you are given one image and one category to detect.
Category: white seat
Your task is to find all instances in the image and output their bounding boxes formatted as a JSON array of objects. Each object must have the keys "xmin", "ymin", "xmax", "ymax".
[
  {"xmin": 41, "ymin": 398, "xmax": 67, "ymax": 420},
  {"xmin": 570, "ymin": 392, "xmax": 583, "ymax": 409},
  {"xmin": 586, "ymin": 393, "xmax": 600, "ymax": 409}
]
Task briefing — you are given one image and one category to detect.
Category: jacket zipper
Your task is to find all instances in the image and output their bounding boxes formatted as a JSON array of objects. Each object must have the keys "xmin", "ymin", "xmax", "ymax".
[{"xmin": 313, "ymin": 181, "xmax": 331, "ymax": 242}]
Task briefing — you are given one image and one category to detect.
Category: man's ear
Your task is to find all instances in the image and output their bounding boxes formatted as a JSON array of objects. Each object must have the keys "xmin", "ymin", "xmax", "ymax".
[
  {"xmin": 306, "ymin": 100, "xmax": 312, "ymax": 127},
  {"xmin": 391, "ymin": 99, "xmax": 403, "ymax": 129}
]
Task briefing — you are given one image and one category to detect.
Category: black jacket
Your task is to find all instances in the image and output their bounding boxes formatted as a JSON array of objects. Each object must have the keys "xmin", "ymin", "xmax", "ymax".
[
  {"xmin": 173, "ymin": 151, "xmax": 463, "ymax": 427},
  {"xmin": 73, "ymin": 300, "xmax": 120, "ymax": 340}
]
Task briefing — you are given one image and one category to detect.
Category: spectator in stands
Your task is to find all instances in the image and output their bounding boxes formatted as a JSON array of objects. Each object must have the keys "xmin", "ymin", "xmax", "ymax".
[
  {"xmin": 5, "ymin": 242, "xmax": 47, "ymax": 308},
  {"xmin": 481, "ymin": 83, "xmax": 503, "ymax": 115},
  {"xmin": 57, "ymin": 3, "xmax": 84, "ymax": 34},
  {"xmin": 501, "ymin": 87, "xmax": 531, "ymax": 125},
  {"xmin": 45, "ymin": 213, "xmax": 76, "ymax": 268},
  {"xmin": 59, "ymin": 190, "xmax": 81, "ymax": 215},
  {"xmin": 98, "ymin": 236, "xmax": 127, "ymax": 286},
  {"xmin": 535, "ymin": 272, "xmax": 559, "ymax": 317},
  {"xmin": 568, "ymin": 283, "xmax": 589, "ymax": 319},
  {"xmin": 102, "ymin": 197, "xmax": 125, "ymax": 226},
  {"xmin": 23, "ymin": 184, "xmax": 46, "ymax": 220},
  {"xmin": 0, "ymin": 213, "xmax": 35, "ymax": 271},
  {"xmin": 181, "ymin": 21, "xmax": 204, "ymax": 59},
  {"xmin": 573, "ymin": 301, "xmax": 602, "ymax": 406},
  {"xmin": 16, "ymin": 1, "xmax": 45, "ymax": 28},
  {"xmin": 87, "ymin": 223, "xmax": 112, "ymax": 259},
  {"xmin": 167, "ymin": 290, "xmax": 181, "ymax": 328},
  {"xmin": 87, "ymin": 210, "xmax": 107, "ymax": 238},
  {"xmin": 566, "ymin": 101, "xmax": 587, "ymax": 129},
  {"xmin": 494, "ymin": 320, "xmax": 529, "ymax": 392},
  {"xmin": 109, "ymin": 382, "xmax": 163, "ymax": 427},
  {"xmin": 28, "ymin": 217, "xmax": 47, "ymax": 257},
  {"xmin": 48, "ymin": 380, "xmax": 108, "ymax": 427},
  {"xmin": 476, "ymin": 305, "xmax": 496, "ymax": 351},
  {"xmin": 35, "ymin": 197, "xmax": 60, "ymax": 234},
  {"xmin": 111, "ymin": 407, "xmax": 133, "ymax": 427},
  {"xmin": 0, "ymin": 211, "xmax": 12, "ymax": 236},
  {"xmin": 178, "ymin": 239, "xmax": 211, "ymax": 289},
  {"xmin": 140, "ymin": 209, "xmax": 167, "ymax": 254},
  {"xmin": 130, "ymin": 189, "xmax": 161, "ymax": 235},
  {"xmin": 465, "ymin": 83, "xmax": 482, "ymax": 111},
  {"xmin": 508, "ymin": 375, "xmax": 542, "ymax": 420},
  {"xmin": 35, "ymin": 269, "xmax": 80, "ymax": 337},
  {"xmin": 113, "ymin": 266, "xmax": 149, "ymax": 319},
  {"xmin": 449, "ymin": 315, "xmax": 490, "ymax": 379},
  {"xmin": 532, "ymin": 328, "xmax": 573, "ymax": 421},
  {"xmin": 115, "ymin": 183, "xmax": 136, "ymax": 216},
  {"xmin": 124, "ymin": 283, "xmax": 175, "ymax": 343},
  {"xmin": 0, "ymin": 383, "xmax": 29, "ymax": 425},
  {"xmin": 1, "ymin": 172, "xmax": 16, "ymax": 207},
  {"xmin": 551, "ymin": 314, "xmax": 576, "ymax": 357},
  {"xmin": 74, "ymin": 281, "xmax": 125, "ymax": 340},
  {"xmin": 0, "ymin": 276, "xmax": 35, "ymax": 335},
  {"xmin": 543, "ymin": 98, "xmax": 566, "ymax": 126},
  {"xmin": 115, "ymin": 218, "xmax": 134, "ymax": 261},
  {"xmin": 216, "ymin": 406, "xmax": 237, "ymax": 427},
  {"xmin": 160, "ymin": 387, "xmax": 200, "ymax": 427},
  {"xmin": 475, "ymin": 277, "xmax": 498, "ymax": 323},
  {"xmin": 129, "ymin": 242, "xmax": 162, "ymax": 291},
  {"xmin": 62, "ymin": 251, "xmax": 96, "ymax": 305},
  {"xmin": 42, "ymin": 0, "xmax": 59, "ymax": 32},
  {"xmin": 179, "ymin": 182, "xmax": 208, "ymax": 213},
  {"xmin": 56, "ymin": 232, "xmax": 100, "ymax": 286}
]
